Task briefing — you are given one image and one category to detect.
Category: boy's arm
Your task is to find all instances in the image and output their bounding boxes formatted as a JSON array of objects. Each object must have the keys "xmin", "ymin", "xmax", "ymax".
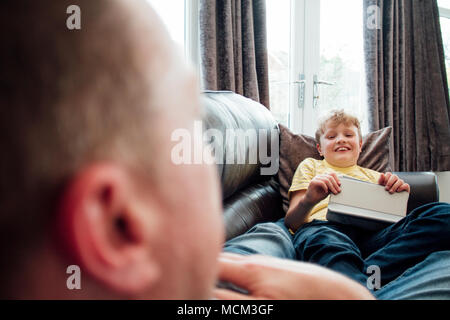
[
  {"xmin": 285, "ymin": 173, "xmax": 341, "ymax": 232},
  {"xmin": 284, "ymin": 190, "xmax": 314, "ymax": 231}
]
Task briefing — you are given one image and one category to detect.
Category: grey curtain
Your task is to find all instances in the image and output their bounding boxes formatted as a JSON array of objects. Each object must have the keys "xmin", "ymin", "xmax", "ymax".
[
  {"xmin": 364, "ymin": 0, "xmax": 450, "ymax": 171},
  {"xmin": 199, "ymin": 0, "xmax": 270, "ymax": 109}
]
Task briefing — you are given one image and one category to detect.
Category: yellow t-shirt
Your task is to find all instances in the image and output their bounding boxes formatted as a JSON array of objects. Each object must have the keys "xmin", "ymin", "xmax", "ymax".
[{"xmin": 288, "ymin": 158, "xmax": 381, "ymax": 222}]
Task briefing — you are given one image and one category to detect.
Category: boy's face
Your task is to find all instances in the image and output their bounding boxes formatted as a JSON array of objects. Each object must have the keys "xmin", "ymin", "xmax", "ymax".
[{"xmin": 317, "ymin": 121, "xmax": 362, "ymax": 168}]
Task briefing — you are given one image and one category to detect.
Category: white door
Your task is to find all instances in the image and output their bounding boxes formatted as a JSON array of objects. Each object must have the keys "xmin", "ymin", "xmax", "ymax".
[{"xmin": 267, "ymin": 0, "xmax": 368, "ymax": 136}]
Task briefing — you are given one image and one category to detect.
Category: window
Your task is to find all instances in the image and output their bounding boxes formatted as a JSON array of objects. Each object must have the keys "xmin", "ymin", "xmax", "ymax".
[
  {"xmin": 266, "ymin": 0, "xmax": 290, "ymax": 127},
  {"xmin": 145, "ymin": 0, "xmax": 199, "ymax": 66},
  {"xmin": 318, "ymin": 0, "xmax": 368, "ymax": 134},
  {"xmin": 146, "ymin": 0, "xmax": 184, "ymax": 51},
  {"xmin": 439, "ymin": 0, "xmax": 450, "ymax": 97},
  {"xmin": 267, "ymin": 0, "xmax": 369, "ymax": 136}
]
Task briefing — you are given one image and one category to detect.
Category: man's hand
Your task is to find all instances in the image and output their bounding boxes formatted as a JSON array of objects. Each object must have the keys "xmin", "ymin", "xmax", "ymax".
[
  {"xmin": 378, "ymin": 172, "xmax": 410, "ymax": 194},
  {"xmin": 304, "ymin": 172, "xmax": 341, "ymax": 205},
  {"xmin": 213, "ymin": 253, "xmax": 375, "ymax": 300}
]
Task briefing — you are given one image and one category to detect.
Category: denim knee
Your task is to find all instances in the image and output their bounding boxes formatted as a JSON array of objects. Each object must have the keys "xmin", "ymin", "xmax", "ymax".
[
  {"xmin": 293, "ymin": 225, "xmax": 358, "ymax": 247},
  {"xmin": 408, "ymin": 202, "xmax": 450, "ymax": 229},
  {"xmin": 223, "ymin": 219, "xmax": 295, "ymax": 258},
  {"xmin": 293, "ymin": 223, "xmax": 361, "ymax": 259},
  {"xmin": 375, "ymin": 250, "xmax": 450, "ymax": 300},
  {"xmin": 410, "ymin": 202, "xmax": 450, "ymax": 218}
]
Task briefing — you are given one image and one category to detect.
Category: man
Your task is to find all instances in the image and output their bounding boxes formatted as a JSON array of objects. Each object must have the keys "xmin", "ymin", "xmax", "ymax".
[
  {"xmin": 0, "ymin": 0, "xmax": 223, "ymax": 299},
  {"xmin": 0, "ymin": 0, "xmax": 446, "ymax": 300}
]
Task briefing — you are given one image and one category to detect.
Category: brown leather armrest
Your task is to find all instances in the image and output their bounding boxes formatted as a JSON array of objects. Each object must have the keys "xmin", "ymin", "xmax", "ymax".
[{"xmin": 393, "ymin": 172, "xmax": 439, "ymax": 213}]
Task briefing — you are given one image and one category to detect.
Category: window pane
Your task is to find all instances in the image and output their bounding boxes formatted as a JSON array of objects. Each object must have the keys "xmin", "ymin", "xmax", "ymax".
[
  {"xmin": 269, "ymin": 83, "xmax": 290, "ymax": 126},
  {"xmin": 439, "ymin": 0, "xmax": 450, "ymax": 9},
  {"xmin": 440, "ymin": 16, "xmax": 450, "ymax": 97},
  {"xmin": 146, "ymin": 0, "xmax": 185, "ymax": 54},
  {"xmin": 318, "ymin": 0, "xmax": 368, "ymax": 134},
  {"xmin": 266, "ymin": 0, "xmax": 290, "ymax": 126}
]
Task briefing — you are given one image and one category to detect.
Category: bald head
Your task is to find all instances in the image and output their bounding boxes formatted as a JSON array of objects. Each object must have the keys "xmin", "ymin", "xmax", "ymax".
[{"xmin": 0, "ymin": 0, "xmax": 201, "ymax": 289}]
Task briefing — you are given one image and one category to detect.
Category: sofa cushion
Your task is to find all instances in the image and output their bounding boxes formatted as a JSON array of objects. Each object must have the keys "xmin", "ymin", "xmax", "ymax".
[{"xmin": 277, "ymin": 124, "xmax": 393, "ymax": 213}]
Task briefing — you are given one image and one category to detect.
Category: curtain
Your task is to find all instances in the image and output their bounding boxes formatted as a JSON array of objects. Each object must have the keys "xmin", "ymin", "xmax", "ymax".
[
  {"xmin": 199, "ymin": 0, "xmax": 270, "ymax": 109},
  {"xmin": 364, "ymin": 0, "xmax": 450, "ymax": 171}
]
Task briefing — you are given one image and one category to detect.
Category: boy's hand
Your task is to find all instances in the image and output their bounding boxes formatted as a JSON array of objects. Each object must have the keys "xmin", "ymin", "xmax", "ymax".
[
  {"xmin": 378, "ymin": 172, "xmax": 410, "ymax": 194},
  {"xmin": 304, "ymin": 172, "xmax": 341, "ymax": 205}
]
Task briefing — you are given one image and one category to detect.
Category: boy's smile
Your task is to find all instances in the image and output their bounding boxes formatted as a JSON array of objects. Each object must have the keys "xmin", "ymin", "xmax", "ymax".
[{"xmin": 317, "ymin": 121, "xmax": 362, "ymax": 168}]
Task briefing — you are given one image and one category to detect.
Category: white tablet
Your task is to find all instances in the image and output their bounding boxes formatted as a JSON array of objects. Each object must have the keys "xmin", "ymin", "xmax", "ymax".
[{"xmin": 327, "ymin": 176, "xmax": 410, "ymax": 230}]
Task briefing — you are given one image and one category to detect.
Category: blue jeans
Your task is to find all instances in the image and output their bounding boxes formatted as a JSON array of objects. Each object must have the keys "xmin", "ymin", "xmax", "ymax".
[
  {"xmin": 375, "ymin": 250, "xmax": 450, "ymax": 299},
  {"xmin": 224, "ymin": 219, "xmax": 296, "ymax": 259},
  {"xmin": 223, "ymin": 202, "xmax": 450, "ymax": 297}
]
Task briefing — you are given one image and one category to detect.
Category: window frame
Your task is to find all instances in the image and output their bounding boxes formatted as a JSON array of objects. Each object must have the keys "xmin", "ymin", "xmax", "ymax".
[
  {"xmin": 438, "ymin": 3, "xmax": 450, "ymax": 99},
  {"xmin": 185, "ymin": 0, "xmax": 200, "ymax": 68}
]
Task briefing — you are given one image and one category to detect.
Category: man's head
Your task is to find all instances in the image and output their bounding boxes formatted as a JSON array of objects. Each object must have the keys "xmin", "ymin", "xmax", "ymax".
[
  {"xmin": 315, "ymin": 110, "xmax": 363, "ymax": 168},
  {"xmin": 0, "ymin": 0, "xmax": 224, "ymax": 299}
]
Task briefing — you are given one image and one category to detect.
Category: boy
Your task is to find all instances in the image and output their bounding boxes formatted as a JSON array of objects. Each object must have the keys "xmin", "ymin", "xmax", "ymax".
[
  {"xmin": 225, "ymin": 110, "xmax": 450, "ymax": 289},
  {"xmin": 285, "ymin": 110, "xmax": 410, "ymax": 231},
  {"xmin": 286, "ymin": 110, "xmax": 450, "ymax": 287}
]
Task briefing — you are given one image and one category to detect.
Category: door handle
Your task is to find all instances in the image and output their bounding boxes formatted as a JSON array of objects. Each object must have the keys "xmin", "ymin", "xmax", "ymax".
[
  {"xmin": 313, "ymin": 75, "xmax": 335, "ymax": 108},
  {"xmin": 293, "ymin": 74, "xmax": 306, "ymax": 109},
  {"xmin": 313, "ymin": 74, "xmax": 335, "ymax": 86}
]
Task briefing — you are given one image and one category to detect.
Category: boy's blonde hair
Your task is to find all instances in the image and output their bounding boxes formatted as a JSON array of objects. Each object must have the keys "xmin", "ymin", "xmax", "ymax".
[{"xmin": 315, "ymin": 109, "xmax": 362, "ymax": 144}]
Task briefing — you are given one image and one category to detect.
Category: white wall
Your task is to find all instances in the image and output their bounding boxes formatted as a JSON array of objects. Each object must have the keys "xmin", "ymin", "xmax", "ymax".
[{"xmin": 436, "ymin": 171, "xmax": 450, "ymax": 203}]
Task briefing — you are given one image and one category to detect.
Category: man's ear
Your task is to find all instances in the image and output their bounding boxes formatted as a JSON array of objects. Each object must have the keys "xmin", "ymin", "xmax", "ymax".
[
  {"xmin": 56, "ymin": 164, "xmax": 160, "ymax": 296},
  {"xmin": 317, "ymin": 143, "xmax": 323, "ymax": 156}
]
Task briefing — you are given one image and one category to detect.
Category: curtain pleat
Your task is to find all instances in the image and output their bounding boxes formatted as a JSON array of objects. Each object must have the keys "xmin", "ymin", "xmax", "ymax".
[
  {"xmin": 199, "ymin": 0, "xmax": 270, "ymax": 109},
  {"xmin": 364, "ymin": 0, "xmax": 450, "ymax": 171}
]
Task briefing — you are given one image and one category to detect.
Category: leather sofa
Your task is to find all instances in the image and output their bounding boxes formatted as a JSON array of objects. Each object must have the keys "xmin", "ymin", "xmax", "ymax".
[{"xmin": 201, "ymin": 90, "xmax": 440, "ymax": 241}]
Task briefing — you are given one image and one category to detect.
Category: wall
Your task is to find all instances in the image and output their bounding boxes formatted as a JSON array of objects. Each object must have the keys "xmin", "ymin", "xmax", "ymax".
[{"xmin": 436, "ymin": 171, "xmax": 450, "ymax": 202}]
